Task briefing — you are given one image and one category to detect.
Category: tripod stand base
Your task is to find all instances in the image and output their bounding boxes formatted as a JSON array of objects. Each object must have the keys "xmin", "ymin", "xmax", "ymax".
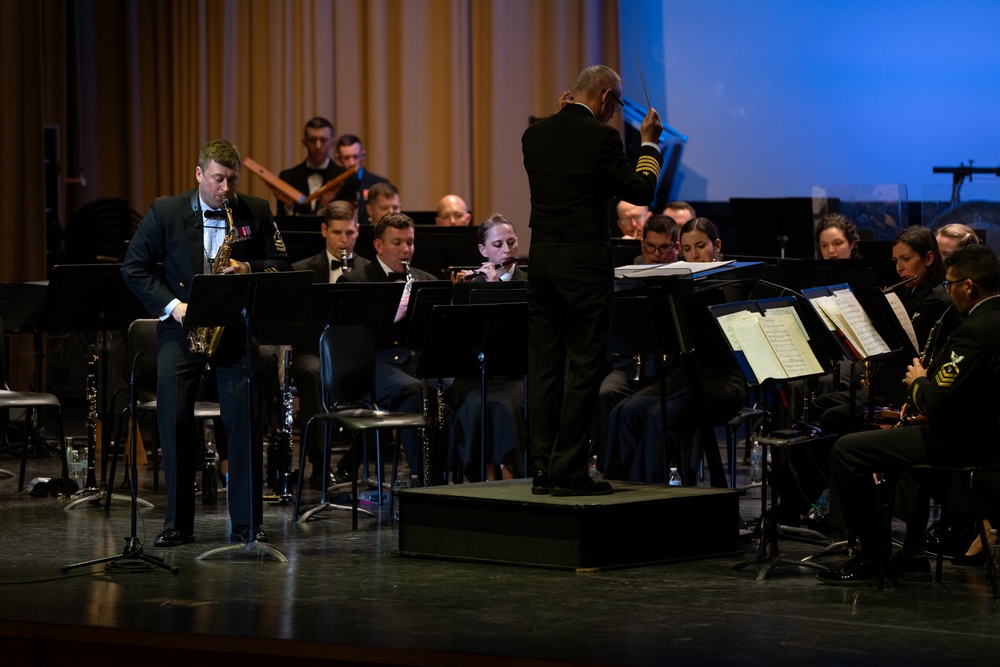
[
  {"xmin": 0, "ymin": 468, "xmax": 14, "ymax": 478},
  {"xmin": 61, "ymin": 536, "xmax": 179, "ymax": 574},
  {"xmin": 297, "ymin": 502, "xmax": 377, "ymax": 523},
  {"xmin": 195, "ymin": 539, "xmax": 289, "ymax": 563},
  {"xmin": 732, "ymin": 554, "xmax": 828, "ymax": 581},
  {"xmin": 65, "ymin": 490, "xmax": 152, "ymax": 511}
]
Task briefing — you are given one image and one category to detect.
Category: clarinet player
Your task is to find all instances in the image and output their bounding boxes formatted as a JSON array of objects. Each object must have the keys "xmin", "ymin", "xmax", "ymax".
[{"xmin": 122, "ymin": 139, "xmax": 291, "ymax": 548}]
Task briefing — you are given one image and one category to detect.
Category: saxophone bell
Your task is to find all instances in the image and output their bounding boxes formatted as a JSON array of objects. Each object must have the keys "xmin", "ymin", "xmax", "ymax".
[{"xmin": 188, "ymin": 196, "xmax": 238, "ymax": 356}]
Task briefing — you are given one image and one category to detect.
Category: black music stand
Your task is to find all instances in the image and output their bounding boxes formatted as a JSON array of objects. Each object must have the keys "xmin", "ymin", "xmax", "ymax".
[
  {"xmin": 37, "ymin": 265, "xmax": 147, "ymax": 508},
  {"xmin": 709, "ymin": 296, "xmax": 838, "ymax": 580},
  {"xmin": 415, "ymin": 303, "xmax": 528, "ymax": 483},
  {"xmin": 451, "ymin": 280, "xmax": 527, "ymax": 305},
  {"xmin": 0, "ymin": 282, "xmax": 47, "ymax": 479},
  {"xmin": 62, "ymin": 350, "xmax": 178, "ymax": 575},
  {"xmin": 191, "ymin": 271, "xmax": 311, "ymax": 563}
]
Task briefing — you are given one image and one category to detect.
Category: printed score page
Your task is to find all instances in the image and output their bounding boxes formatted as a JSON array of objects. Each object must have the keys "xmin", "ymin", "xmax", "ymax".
[
  {"xmin": 829, "ymin": 288, "xmax": 890, "ymax": 357},
  {"xmin": 757, "ymin": 314, "xmax": 825, "ymax": 377},
  {"xmin": 883, "ymin": 292, "xmax": 919, "ymax": 352},
  {"xmin": 729, "ymin": 315, "xmax": 786, "ymax": 382}
]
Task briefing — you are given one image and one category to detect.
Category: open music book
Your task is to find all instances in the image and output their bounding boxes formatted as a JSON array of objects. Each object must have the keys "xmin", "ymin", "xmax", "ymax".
[
  {"xmin": 614, "ymin": 259, "xmax": 734, "ymax": 279},
  {"xmin": 805, "ymin": 286, "xmax": 891, "ymax": 359},
  {"xmin": 716, "ymin": 309, "xmax": 825, "ymax": 382}
]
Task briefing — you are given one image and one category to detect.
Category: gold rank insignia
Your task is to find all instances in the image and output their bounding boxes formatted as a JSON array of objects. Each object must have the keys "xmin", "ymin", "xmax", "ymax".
[
  {"xmin": 273, "ymin": 223, "xmax": 287, "ymax": 253},
  {"xmin": 636, "ymin": 156, "xmax": 660, "ymax": 179},
  {"xmin": 934, "ymin": 350, "xmax": 964, "ymax": 387}
]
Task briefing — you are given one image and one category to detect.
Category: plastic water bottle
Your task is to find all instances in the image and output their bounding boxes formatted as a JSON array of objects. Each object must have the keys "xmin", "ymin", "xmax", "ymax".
[
  {"xmin": 393, "ymin": 474, "xmax": 409, "ymax": 521},
  {"xmin": 589, "ymin": 455, "xmax": 602, "ymax": 480},
  {"xmin": 750, "ymin": 439, "xmax": 762, "ymax": 484},
  {"xmin": 668, "ymin": 467, "xmax": 682, "ymax": 486}
]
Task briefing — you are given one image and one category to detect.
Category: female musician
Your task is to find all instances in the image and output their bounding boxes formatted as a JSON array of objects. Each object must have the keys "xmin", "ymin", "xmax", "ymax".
[
  {"xmin": 679, "ymin": 217, "xmax": 722, "ymax": 262},
  {"xmin": 445, "ymin": 214, "xmax": 526, "ymax": 481},
  {"xmin": 604, "ymin": 218, "xmax": 744, "ymax": 483},
  {"xmin": 935, "ymin": 223, "xmax": 982, "ymax": 260},
  {"xmin": 815, "ymin": 213, "xmax": 861, "ymax": 259},
  {"xmin": 450, "ymin": 214, "xmax": 526, "ymax": 283}
]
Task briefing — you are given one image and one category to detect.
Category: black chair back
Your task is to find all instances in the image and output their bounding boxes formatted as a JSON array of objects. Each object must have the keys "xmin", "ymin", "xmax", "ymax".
[
  {"xmin": 126, "ymin": 319, "xmax": 160, "ymax": 402},
  {"xmin": 319, "ymin": 325, "xmax": 376, "ymax": 409}
]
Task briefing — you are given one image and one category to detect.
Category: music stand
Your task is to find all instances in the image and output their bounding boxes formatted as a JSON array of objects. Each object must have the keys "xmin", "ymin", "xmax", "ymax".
[
  {"xmin": 709, "ymin": 296, "xmax": 838, "ymax": 580},
  {"xmin": 415, "ymin": 303, "xmax": 528, "ymax": 483},
  {"xmin": 62, "ymin": 350, "xmax": 178, "ymax": 575},
  {"xmin": 451, "ymin": 280, "xmax": 527, "ymax": 305},
  {"xmin": 191, "ymin": 271, "xmax": 310, "ymax": 563},
  {"xmin": 0, "ymin": 282, "xmax": 47, "ymax": 479},
  {"xmin": 37, "ymin": 265, "xmax": 147, "ymax": 508}
]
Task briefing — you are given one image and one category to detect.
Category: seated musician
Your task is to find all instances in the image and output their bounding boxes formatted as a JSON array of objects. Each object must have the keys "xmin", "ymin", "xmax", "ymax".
[
  {"xmin": 936, "ymin": 223, "xmax": 983, "ymax": 260},
  {"xmin": 445, "ymin": 214, "xmax": 526, "ymax": 480},
  {"xmin": 819, "ymin": 244, "xmax": 1000, "ymax": 585},
  {"xmin": 289, "ymin": 201, "xmax": 371, "ymax": 488},
  {"xmin": 604, "ymin": 218, "xmax": 744, "ymax": 483},
  {"xmin": 275, "ymin": 117, "xmax": 346, "ymax": 215},
  {"xmin": 450, "ymin": 213, "xmax": 525, "ymax": 282},
  {"xmin": 816, "ymin": 213, "xmax": 861, "ymax": 260},
  {"xmin": 339, "ymin": 212, "xmax": 436, "ymax": 476}
]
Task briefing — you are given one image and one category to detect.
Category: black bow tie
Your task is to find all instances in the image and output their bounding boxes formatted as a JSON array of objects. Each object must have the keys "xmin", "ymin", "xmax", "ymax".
[
  {"xmin": 331, "ymin": 258, "xmax": 353, "ymax": 270},
  {"xmin": 306, "ymin": 167, "xmax": 326, "ymax": 176},
  {"xmin": 387, "ymin": 272, "xmax": 408, "ymax": 281},
  {"xmin": 204, "ymin": 209, "xmax": 226, "ymax": 219}
]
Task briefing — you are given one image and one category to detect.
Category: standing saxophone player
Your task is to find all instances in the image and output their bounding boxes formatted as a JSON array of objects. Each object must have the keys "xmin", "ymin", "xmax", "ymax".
[{"xmin": 122, "ymin": 139, "xmax": 291, "ymax": 548}]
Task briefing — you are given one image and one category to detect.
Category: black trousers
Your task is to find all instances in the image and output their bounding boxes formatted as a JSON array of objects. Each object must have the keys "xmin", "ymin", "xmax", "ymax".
[
  {"xmin": 156, "ymin": 328, "xmax": 263, "ymax": 535},
  {"xmin": 527, "ymin": 241, "xmax": 614, "ymax": 479}
]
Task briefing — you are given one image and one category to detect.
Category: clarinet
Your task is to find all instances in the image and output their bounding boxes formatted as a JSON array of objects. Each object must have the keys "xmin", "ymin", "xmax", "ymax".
[
  {"xmin": 340, "ymin": 248, "xmax": 348, "ymax": 274},
  {"xmin": 83, "ymin": 351, "xmax": 99, "ymax": 491},
  {"xmin": 268, "ymin": 348, "xmax": 295, "ymax": 497},
  {"xmin": 896, "ymin": 304, "xmax": 953, "ymax": 426}
]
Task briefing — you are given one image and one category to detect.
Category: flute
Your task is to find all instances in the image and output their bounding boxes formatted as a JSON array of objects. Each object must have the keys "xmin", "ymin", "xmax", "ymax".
[
  {"xmin": 460, "ymin": 256, "xmax": 522, "ymax": 281},
  {"xmin": 881, "ymin": 275, "xmax": 917, "ymax": 294}
]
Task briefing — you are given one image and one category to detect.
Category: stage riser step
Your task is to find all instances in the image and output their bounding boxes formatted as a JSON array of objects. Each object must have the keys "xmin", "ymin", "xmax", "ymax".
[{"xmin": 397, "ymin": 480, "xmax": 739, "ymax": 570}]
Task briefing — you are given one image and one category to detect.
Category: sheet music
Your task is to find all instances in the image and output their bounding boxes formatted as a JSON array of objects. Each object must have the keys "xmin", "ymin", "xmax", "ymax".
[
  {"xmin": 830, "ymin": 289, "xmax": 890, "ymax": 357},
  {"xmin": 716, "ymin": 310, "xmax": 760, "ymax": 351},
  {"xmin": 614, "ymin": 259, "xmax": 734, "ymax": 279},
  {"xmin": 884, "ymin": 292, "xmax": 919, "ymax": 352},
  {"xmin": 762, "ymin": 305, "xmax": 810, "ymax": 341},
  {"xmin": 807, "ymin": 295, "xmax": 838, "ymax": 331},
  {"xmin": 730, "ymin": 317, "xmax": 786, "ymax": 382},
  {"xmin": 759, "ymin": 314, "xmax": 824, "ymax": 377}
]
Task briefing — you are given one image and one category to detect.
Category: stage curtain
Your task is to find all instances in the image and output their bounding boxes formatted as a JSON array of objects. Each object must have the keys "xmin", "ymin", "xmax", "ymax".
[{"xmin": 1, "ymin": 0, "xmax": 618, "ymax": 285}]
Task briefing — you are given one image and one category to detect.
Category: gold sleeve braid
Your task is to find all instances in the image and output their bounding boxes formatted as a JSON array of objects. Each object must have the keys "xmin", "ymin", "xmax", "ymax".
[{"xmin": 636, "ymin": 155, "xmax": 660, "ymax": 179}]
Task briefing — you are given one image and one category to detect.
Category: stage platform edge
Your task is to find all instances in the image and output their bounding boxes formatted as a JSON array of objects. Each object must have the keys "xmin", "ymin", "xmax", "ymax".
[{"xmin": 396, "ymin": 479, "xmax": 740, "ymax": 571}]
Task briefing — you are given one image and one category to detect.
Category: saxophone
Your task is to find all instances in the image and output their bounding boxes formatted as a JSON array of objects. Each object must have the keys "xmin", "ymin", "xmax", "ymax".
[{"xmin": 189, "ymin": 195, "xmax": 240, "ymax": 356}]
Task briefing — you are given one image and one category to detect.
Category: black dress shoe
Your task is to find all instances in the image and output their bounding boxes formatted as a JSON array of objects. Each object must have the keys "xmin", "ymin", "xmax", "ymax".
[
  {"xmin": 532, "ymin": 470, "xmax": 551, "ymax": 495},
  {"xmin": 231, "ymin": 525, "xmax": 268, "ymax": 543},
  {"xmin": 549, "ymin": 476, "xmax": 613, "ymax": 497},
  {"xmin": 153, "ymin": 529, "xmax": 194, "ymax": 548},
  {"xmin": 889, "ymin": 553, "xmax": 932, "ymax": 582},
  {"xmin": 816, "ymin": 555, "xmax": 878, "ymax": 586},
  {"xmin": 951, "ymin": 551, "xmax": 986, "ymax": 566}
]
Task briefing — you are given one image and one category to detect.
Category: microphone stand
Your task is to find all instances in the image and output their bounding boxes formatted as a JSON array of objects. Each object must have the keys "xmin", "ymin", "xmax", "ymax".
[{"xmin": 62, "ymin": 350, "xmax": 179, "ymax": 574}]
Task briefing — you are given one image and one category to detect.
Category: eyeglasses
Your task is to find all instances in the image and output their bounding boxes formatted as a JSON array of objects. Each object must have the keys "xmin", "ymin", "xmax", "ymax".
[
  {"xmin": 605, "ymin": 89, "xmax": 624, "ymax": 114},
  {"xmin": 643, "ymin": 242, "xmax": 675, "ymax": 255},
  {"xmin": 943, "ymin": 277, "xmax": 975, "ymax": 290}
]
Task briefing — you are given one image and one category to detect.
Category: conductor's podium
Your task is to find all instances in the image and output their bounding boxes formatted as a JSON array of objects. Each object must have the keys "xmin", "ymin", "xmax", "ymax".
[{"xmin": 396, "ymin": 479, "xmax": 739, "ymax": 571}]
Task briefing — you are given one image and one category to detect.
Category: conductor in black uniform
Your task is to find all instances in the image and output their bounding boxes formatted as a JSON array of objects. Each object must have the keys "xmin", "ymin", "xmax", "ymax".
[
  {"xmin": 122, "ymin": 139, "xmax": 291, "ymax": 547},
  {"xmin": 521, "ymin": 64, "xmax": 663, "ymax": 496},
  {"xmin": 819, "ymin": 244, "xmax": 1000, "ymax": 585}
]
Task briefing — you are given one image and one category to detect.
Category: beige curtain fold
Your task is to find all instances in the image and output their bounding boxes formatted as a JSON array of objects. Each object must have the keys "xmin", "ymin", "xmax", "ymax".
[{"xmin": 2, "ymin": 0, "xmax": 619, "ymax": 285}]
